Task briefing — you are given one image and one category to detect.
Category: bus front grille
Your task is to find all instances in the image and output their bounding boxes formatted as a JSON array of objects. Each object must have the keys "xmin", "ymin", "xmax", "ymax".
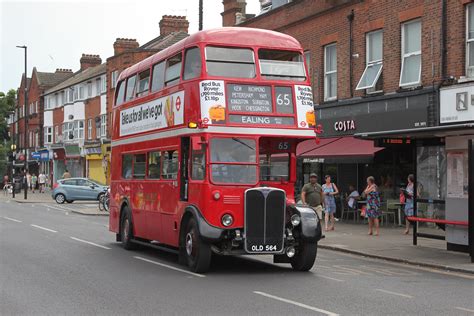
[{"xmin": 244, "ymin": 187, "xmax": 285, "ymax": 254}]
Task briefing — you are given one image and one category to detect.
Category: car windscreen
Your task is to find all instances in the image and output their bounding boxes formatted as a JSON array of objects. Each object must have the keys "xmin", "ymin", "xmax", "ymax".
[{"xmin": 258, "ymin": 49, "xmax": 306, "ymax": 81}]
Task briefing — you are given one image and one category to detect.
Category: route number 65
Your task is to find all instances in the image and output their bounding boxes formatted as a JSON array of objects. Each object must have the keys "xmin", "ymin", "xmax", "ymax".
[{"xmin": 276, "ymin": 93, "xmax": 291, "ymax": 106}]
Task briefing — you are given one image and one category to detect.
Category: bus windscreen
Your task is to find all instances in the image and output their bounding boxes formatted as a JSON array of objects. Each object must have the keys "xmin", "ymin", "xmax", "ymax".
[{"xmin": 205, "ymin": 46, "xmax": 256, "ymax": 79}]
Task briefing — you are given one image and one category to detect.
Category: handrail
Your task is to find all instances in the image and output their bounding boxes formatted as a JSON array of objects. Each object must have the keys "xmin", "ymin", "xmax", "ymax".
[{"xmin": 407, "ymin": 217, "xmax": 468, "ymax": 226}]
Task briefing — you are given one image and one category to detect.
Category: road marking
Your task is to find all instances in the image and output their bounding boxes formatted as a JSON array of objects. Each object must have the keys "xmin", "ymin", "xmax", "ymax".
[
  {"xmin": 456, "ymin": 307, "xmax": 474, "ymax": 313},
  {"xmin": 134, "ymin": 256, "xmax": 206, "ymax": 278},
  {"xmin": 70, "ymin": 237, "xmax": 111, "ymax": 250},
  {"xmin": 375, "ymin": 289, "xmax": 413, "ymax": 299},
  {"xmin": 316, "ymin": 275, "xmax": 344, "ymax": 282},
  {"xmin": 253, "ymin": 291, "xmax": 339, "ymax": 316},
  {"xmin": 3, "ymin": 216, "xmax": 22, "ymax": 223},
  {"xmin": 30, "ymin": 224, "xmax": 57, "ymax": 233}
]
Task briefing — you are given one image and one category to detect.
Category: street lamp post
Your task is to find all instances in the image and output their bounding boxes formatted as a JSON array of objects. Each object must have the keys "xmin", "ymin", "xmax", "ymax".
[
  {"xmin": 10, "ymin": 144, "xmax": 16, "ymax": 198},
  {"xmin": 17, "ymin": 45, "xmax": 28, "ymax": 200}
]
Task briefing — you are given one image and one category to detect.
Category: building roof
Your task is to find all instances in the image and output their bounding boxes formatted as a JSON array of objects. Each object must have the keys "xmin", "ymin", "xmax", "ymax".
[
  {"xmin": 44, "ymin": 63, "xmax": 106, "ymax": 95},
  {"xmin": 36, "ymin": 71, "xmax": 74, "ymax": 88},
  {"xmin": 141, "ymin": 31, "xmax": 189, "ymax": 50}
]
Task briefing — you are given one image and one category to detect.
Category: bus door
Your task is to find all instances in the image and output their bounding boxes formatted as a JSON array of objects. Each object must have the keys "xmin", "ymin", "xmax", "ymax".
[{"xmin": 159, "ymin": 148, "xmax": 180, "ymax": 246}]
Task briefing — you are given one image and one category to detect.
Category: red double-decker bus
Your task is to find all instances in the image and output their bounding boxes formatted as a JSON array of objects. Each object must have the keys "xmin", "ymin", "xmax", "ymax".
[{"xmin": 110, "ymin": 27, "xmax": 322, "ymax": 272}]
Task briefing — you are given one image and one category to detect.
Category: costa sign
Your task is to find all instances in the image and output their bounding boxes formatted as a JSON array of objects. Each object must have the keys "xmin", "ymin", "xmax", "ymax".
[{"xmin": 334, "ymin": 120, "xmax": 356, "ymax": 132}]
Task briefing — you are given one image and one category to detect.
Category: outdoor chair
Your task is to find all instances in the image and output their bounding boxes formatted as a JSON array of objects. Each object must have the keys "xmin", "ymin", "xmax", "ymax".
[{"xmin": 341, "ymin": 195, "xmax": 359, "ymax": 222}]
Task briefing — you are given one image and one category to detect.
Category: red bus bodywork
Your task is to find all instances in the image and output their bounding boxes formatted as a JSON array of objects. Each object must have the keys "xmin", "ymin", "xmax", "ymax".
[{"xmin": 110, "ymin": 28, "xmax": 322, "ymax": 272}]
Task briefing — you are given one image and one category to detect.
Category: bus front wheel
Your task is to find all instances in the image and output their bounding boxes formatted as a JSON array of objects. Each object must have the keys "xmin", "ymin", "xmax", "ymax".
[
  {"xmin": 290, "ymin": 242, "xmax": 317, "ymax": 271},
  {"xmin": 121, "ymin": 207, "xmax": 137, "ymax": 250},
  {"xmin": 183, "ymin": 217, "xmax": 211, "ymax": 273}
]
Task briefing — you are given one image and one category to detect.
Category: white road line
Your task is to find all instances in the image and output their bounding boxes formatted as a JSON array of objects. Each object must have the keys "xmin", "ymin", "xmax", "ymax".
[
  {"xmin": 375, "ymin": 289, "xmax": 413, "ymax": 299},
  {"xmin": 253, "ymin": 291, "xmax": 339, "ymax": 316},
  {"xmin": 30, "ymin": 224, "xmax": 57, "ymax": 233},
  {"xmin": 316, "ymin": 275, "xmax": 344, "ymax": 282},
  {"xmin": 456, "ymin": 307, "xmax": 474, "ymax": 313},
  {"xmin": 70, "ymin": 237, "xmax": 111, "ymax": 250},
  {"xmin": 133, "ymin": 256, "xmax": 205, "ymax": 278},
  {"xmin": 3, "ymin": 216, "xmax": 22, "ymax": 223}
]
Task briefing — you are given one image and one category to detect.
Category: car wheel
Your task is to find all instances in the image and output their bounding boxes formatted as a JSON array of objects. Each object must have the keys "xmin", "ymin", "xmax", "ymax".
[
  {"xmin": 120, "ymin": 207, "xmax": 137, "ymax": 250},
  {"xmin": 182, "ymin": 217, "xmax": 211, "ymax": 273},
  {"xmin": 290, "ymin": 242, "xmax": 317, "ymax": 271},
  {"xmin": 55, "ymin": 193, "xmax": 66, "ymax": 204}
]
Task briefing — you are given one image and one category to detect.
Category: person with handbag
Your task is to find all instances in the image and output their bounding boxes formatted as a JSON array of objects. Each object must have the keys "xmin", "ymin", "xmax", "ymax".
[
  {"xmin": 364, "ymin": 176, "xmax": 381, "ymax": 236},
  {"xmin": 322, "ymin": 175, "xmax": 339, "ymax": 231}
]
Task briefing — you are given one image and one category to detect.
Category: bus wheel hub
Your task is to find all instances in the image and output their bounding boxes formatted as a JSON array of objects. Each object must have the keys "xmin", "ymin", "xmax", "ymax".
[{"xmin": 185, "ymin": 233, "xmax": 194, "ymax": 256}]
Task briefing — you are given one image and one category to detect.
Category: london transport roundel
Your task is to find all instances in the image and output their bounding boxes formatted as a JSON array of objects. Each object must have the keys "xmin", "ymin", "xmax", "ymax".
[
  {"xmin": 203, "ymin": 117, "xmax": 209, "ymax": 124},
  {"xmin": 300, "ymin": 121, "xmax": 307, "ymax": 127},
  {"xmin": 176, "ymin": 96, "xmax": 181, "ymax": 111}
]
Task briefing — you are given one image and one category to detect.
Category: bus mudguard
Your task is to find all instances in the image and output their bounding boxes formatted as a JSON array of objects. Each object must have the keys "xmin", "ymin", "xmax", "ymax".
[
  {"xmin": 288, "ymin": 204, "xmax": 322, "ymax": 242},
  {"xmin": 184, "ymin": 205, "xmax": 224, "ymax": 242}
]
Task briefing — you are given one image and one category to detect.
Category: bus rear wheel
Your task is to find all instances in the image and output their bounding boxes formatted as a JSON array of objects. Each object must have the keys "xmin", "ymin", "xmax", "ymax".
[
  {"xmin": 290, "ymin": 242, "xmax": 317, "ymax": 271},
  {"xmin": 121, "ymin": 207, "xmax": 137, "ymax": 250},
  {"xmin": 183, "ymin": 217, "xmax": 211, "ymax": 273}
]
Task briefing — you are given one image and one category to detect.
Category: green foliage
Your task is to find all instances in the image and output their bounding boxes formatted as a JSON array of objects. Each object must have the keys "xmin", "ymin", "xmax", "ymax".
[{"xmin": 0, "ymin": 89, "xmax": 17, "ymax": 142}]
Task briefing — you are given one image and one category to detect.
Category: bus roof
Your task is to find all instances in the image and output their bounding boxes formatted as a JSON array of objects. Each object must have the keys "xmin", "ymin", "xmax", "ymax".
[{"xmin": 119, "ymin": 27, "xmax": 303, "ymax": 81}]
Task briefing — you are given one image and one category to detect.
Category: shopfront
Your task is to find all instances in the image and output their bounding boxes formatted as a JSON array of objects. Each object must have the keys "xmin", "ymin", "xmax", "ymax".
[
  {"xmin": 85, "ymin": 143, "xmax": 106, "ymax": 185},
  {"xmin": 64, "ymin": 144, "xmax": 84, "ymax": 178},
  {"xmin": 52, "ymin": 147, "xmax": 66, "ymax": 184}
]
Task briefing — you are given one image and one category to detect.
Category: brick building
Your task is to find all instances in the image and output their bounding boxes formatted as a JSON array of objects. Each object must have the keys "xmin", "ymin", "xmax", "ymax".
[{"xmin": 223, "ymin": 0, "xmax": 474, "ymax": 251}]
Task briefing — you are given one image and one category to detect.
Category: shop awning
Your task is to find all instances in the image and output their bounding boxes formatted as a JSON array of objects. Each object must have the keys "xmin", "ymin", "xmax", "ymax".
[
  {"xmin": 84, "ymin": 146, "xmax": 102, "ymax": 155},
  {"xmin": 297, "ymin": 137, "xmax": 384, "ymax": 159},
  {"xmin": 64, "ymin": 145, "xmax": 81, "ymax": 158}
]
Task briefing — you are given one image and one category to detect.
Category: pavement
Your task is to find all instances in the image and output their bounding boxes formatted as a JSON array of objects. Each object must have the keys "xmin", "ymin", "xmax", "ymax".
[{"xmin": 1, "ymin": 199, "xmax": 473, "ymax": 315}]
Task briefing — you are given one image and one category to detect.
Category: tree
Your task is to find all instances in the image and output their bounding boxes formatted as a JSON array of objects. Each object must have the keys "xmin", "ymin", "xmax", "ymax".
[{"xmin": 0, "ymin": 89, "xmax": 16, "ymax": 142}]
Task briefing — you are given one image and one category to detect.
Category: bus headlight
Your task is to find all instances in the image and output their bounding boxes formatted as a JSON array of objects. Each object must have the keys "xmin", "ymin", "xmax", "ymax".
[
  {"xmin": 221, "ymin": 214, "xmax": 233, "ymax": 227},
  {"xmin": 290, "ymin": 214, "xmax": 301, "ymax": 226},
  {"xmin": 213, "ymin": 191, "xmax": 221, "ymax": 200},
  {"xmin": 286, "ymin": 246, "xmax": 296, "ymax": 258}
]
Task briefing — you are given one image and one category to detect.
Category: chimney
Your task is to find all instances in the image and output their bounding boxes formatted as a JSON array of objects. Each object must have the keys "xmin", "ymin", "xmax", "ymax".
[
  {"xmin": 55, "ymin": 68, "xmax": 73, "ymax": 73},
  {"xmin": 222, "ymin": 0, "xmax": 246, "ymax": 27},
  {"xmin": 80, "ymin": 54, "xmax": 102, "ymax": 71},
  {"xmin": 113, "ymin": 38, "xmax": 139, "ymax": 56},
  {"xmin": 159, "ymin": 15, "xmax": 189, "ymax": 36}
]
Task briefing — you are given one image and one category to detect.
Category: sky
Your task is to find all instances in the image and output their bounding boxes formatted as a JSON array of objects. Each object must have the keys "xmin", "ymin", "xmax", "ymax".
[{"xmin": 0, "ymin": 0, "xmax": 261, "ymax": 92}]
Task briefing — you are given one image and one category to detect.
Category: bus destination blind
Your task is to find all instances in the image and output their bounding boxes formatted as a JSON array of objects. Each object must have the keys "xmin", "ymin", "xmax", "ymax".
[{"xmin": 227, "ymin": 84, "xmax": 272, "ymax": 113}]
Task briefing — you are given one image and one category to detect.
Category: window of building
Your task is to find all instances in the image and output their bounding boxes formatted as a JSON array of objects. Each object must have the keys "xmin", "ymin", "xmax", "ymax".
[
  {"xmin": 125, "ymin": 75, "xmax": 137, "ymax": 101},
  {"xmin": 111, "ymin": 70, "xmax": 118, "ymax": 89},
  {"xmin": 400, "ymin": 19, "xmax": 421, "ymax": 87},
  {"xmin": 356, "ymin": 30, "xmax": 383, "ymax": 91},
  {"xmin": 79, "ymin": 85, "xmax": 84, "ymax": 99},
  {"xmin": 304, "ymin": 50, "xmax": 311, "ymax": 76},
  {"xmin": 100, "ymin": 114, "xmax": 107, "ymax": 137},
  {"xmin": 68, "ymin": 88, "xmax": 74, "ymax": 103},
  {"xmin": 96, "ymin": 78, "xmax": 101, "ymax": 96},
  {"xmin": 136, "ymin": 69, "xmax": 150, "ymax": 97},
  {"xmin": 122, "ymin": 154, "xmax": 133, "ymax": 179},
  {"xmin": 165, "ymin": 53, "xmax": 182, "ymax": 86},
  {"xmin": 87, "ymin": 82, "xmax": 92, "ymax": 97},
  {"xmin": 205, "ymin": 46, "xmax": 256, "ymax": 78},
  {"xmin": 161, "ymin": 150, "xmax": 178, "ymax": 179},
  {"xmin": 183, "ymin": 47, "xmax": 202, "ymax": 80},
  {"xmin": 151, "ymin": 61, "xmax": 165, "ymax": 92},
  {"xmin": 35, "ymin": 101, "xmax": 38, "ymax": 113},
  {"xmin": 324, "ymin": 43, "xmax": 337, "ymax": 101},
  {"xmin": 87, "ymin": 118, "xmax": 92, "ymax": 140},
  {"xmin": 115, "ymin": 80, "xmax": 126, "ymax": 106},
  {"xmin": 133, "ymin": 154, "xmax": 146, "ymax": 179},
  {"xmin": 44, "ymin": 127, "xmax": 53, "ymax": 144},
  {"xmin": 55, "ymin": 125, "xmax": 59, "ymax": 142},
  {"xmin": 467, "ymin": 4, "xmax": 474, "ymax": 77},
  {"xmin": 101, "ymin": 75, "xmax": 107, "ymax": 93},
  {"xmin": 148, "ymin": 151, "xmax": 161, "ymax": 179}
]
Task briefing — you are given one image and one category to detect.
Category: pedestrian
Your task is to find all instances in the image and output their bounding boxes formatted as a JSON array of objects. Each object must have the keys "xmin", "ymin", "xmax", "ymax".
[
  {"xmin": 363, "ymin": 176, "xmax": 381, "ymax": 236},
  {"xmin": 301, "ymin": 173, "xmax": 325, "ymax": 220},
  {"xmin": 402, "ymin": 174, "xmax": 416, "ymax": 235},
  {"xmin": 63, "ymin": 169, "xmax": 71, "ymax": 179},
  {"xmin": 322, "ymin": 175, "xmax": 339, "ymax": 231},
  {"xmin": 31, "ymin": 173, "xmax": 38, "ymax": 194},
  {"xmin": 26, "ymin": 171, "xmax": 31, "ymax": 191},
  {"xmin": 38, "ymin": 172, "xmax": 46, "ymax": 193}
]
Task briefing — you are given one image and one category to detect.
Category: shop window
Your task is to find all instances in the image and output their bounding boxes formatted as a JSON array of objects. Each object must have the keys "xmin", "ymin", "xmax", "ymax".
[
  {"xmin": 324, "ymin": 43, "xmax": 337, "ymax": 101},
  {"xmin": 125, "ymin": 75, "xmax": 137, "ymax": 102},
  {"xmin": 356, "ymin": 30, "xmax": 383, "ymax": 92},
  {"xmin": 151, "ymin": 61, "xmax": 165, "ymax": 92},
  {"xmin": 148, "ymin": 151, "xmax": 161, "ymax": 179},
  {"xmin": 183, "ymin": 47, "xmax": 202, "ymax": 80},
  {"xmin": 400, "ymin": 20, "xmax": 421, "ymax": 87},
  {"xmin": 136, "ymin": 69, "xmax": 150, "ymax": 97},
  {"xmin": 161, "ymin": 150, "xmax": 179, "ymax": 179},
  {"xmin": 165, "ymin": 53, "xmax": 182, "ymax": 87},
  {"xmin": 133, "ymin": 154, "xmax": 146, "ymax": 179},
  {"xmin": 122, "ymin": 154, "xmax": 133, "ymax": 179},
  {"xmin": 467, "ymin": 4, "xmax": 474, "ymax": 77}
]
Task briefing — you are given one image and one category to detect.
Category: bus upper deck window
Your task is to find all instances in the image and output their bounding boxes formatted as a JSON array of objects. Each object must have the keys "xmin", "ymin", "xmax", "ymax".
[
  {"xmin": 205, "ymin": 46, "xmax": 256, "ymax": 79},
  {"xmin": 151, "ymin": 61, "xmax": 165, "ymax": 92},
  {"xmin": 136, "ymin": 69, "xmax": 150, "ymax": 97},
  {"xmin": 183, "ymin": 47, "xmax": 202, "ymax": 80},
  {"xmin": 258, "ymin": 49, "xmax": 306, "ymax": 81},
  {"xmin": 165, "ymin": 53, "xmax": 182, "ymax": 87},
  {"xmin": 125, "ymin": 75, "xmax": 137, "ymax": 102},
  {"xmin": 115, "ymin": 80, "xmax": 126, "ymax": 106}
]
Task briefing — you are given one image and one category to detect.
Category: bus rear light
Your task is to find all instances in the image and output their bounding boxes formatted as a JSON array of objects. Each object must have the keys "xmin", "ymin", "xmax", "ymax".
[
  {"xmin": 221, "ymin": 214, "xmax": 233, "ymax": 227},
  {"xmin": 212, "ymin": 191, "xmax": 221, "ymax": 200}
]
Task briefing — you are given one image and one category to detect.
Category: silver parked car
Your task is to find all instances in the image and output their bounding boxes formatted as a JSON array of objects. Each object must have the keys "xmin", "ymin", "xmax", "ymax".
[{"xmin": 52, "ymin": 178, "xmax": 107, "ymax": 204}]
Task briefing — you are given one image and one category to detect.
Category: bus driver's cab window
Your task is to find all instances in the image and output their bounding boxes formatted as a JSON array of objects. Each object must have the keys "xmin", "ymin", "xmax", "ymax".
[
  {"xmin": 183, "ymin": 47, "xmax": 202, "ymax": 80},
  {"xmin": 191, "ymin": 138, "xmax": 206, "ymax": 180}
]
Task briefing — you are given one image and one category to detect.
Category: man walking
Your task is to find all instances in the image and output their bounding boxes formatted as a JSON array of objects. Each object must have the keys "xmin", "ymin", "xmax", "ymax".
[
  {"xmin": 38, "ymin": 172, "xmax": 46, "ymax": 193},
  {"xmin": 301, "ymin": 173, "xmax": 325, "ymax": 219}
]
